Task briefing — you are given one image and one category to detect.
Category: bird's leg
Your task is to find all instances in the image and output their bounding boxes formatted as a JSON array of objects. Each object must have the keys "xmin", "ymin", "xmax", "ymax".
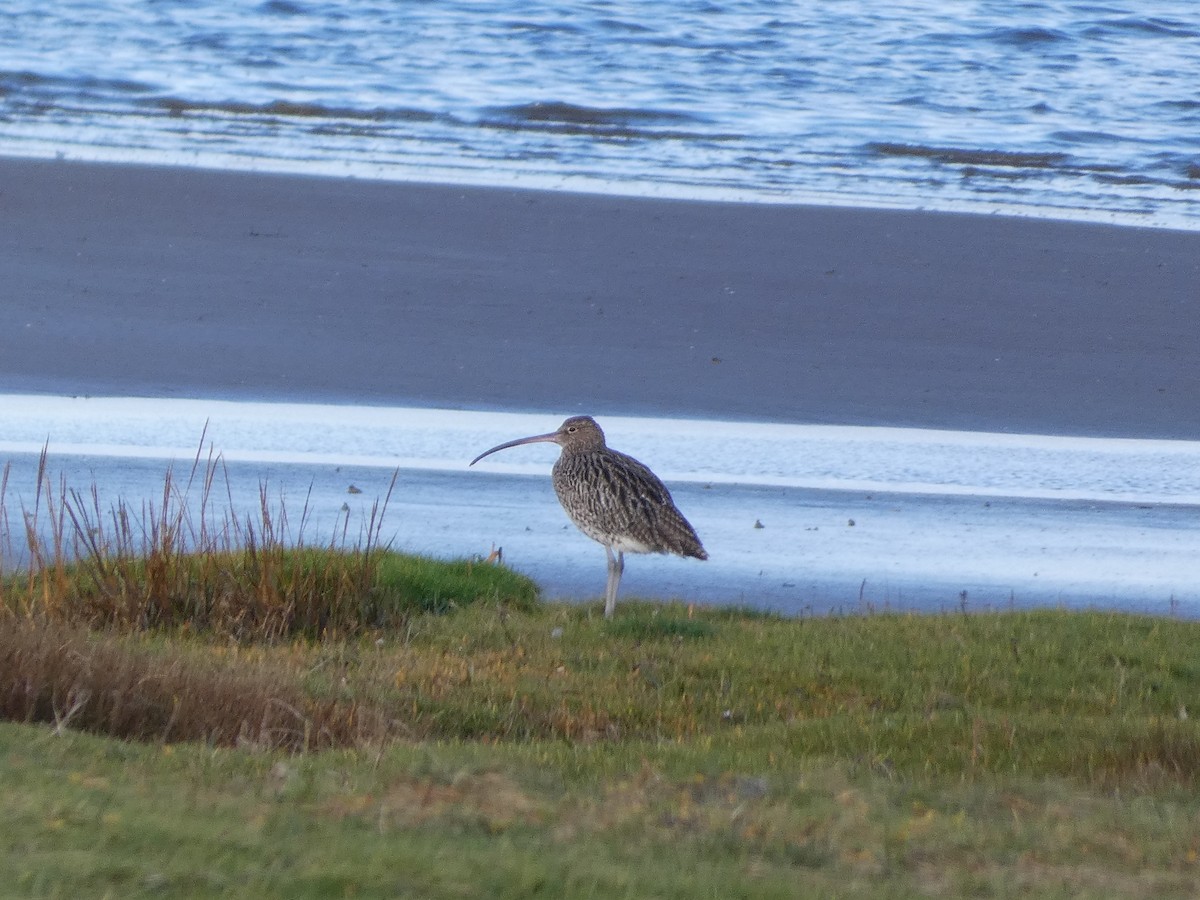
[
  {"xmin": 616, "ymin": 550, "xmax": 625, "ymax": 605},
  {"xmin": 604, "ymin": 549, "xmax": 624, "ymax": 619},
  {"xmin": 604, "ymin": 546, "xmax": 617, "ymax": 619}
]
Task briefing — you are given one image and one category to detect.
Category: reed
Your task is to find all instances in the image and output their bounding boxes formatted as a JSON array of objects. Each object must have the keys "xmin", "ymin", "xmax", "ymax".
[{"xmin": 0, "ymin": 441, "xmax": 537, "ymax": 640}]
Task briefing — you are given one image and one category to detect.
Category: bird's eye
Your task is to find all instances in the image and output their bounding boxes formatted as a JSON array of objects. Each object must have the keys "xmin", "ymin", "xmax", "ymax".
[{"xmin": 567, "ymin": 426, "xmax": 576, "ymax": 433}]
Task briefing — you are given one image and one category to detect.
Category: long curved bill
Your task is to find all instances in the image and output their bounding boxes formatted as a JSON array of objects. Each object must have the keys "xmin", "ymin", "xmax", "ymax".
[{"xmin": 469, "ymin": 431, "xmax": 560, "ymax": 466}]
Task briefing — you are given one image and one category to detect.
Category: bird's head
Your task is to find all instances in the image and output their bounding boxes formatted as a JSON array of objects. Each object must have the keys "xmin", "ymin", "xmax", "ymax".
[
  {"xmin": 554, "ymin": 415, "xmax": 606, "ymax": 451},
  {"xmin": 470, "ymin": 415, "xmax": 607, "ymax": 465}
]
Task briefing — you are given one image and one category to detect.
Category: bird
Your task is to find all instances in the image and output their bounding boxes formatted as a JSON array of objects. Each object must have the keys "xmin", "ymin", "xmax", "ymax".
[{"xmin": 470, "ymin": 415, "xmax": 707, "ymax": 618}]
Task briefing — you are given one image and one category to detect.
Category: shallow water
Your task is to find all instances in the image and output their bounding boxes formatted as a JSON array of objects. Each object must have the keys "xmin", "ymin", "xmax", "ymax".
[
  {"xmin": 1, "ymin": 396, "xmax": 1196, "ymax": 615},
  {"xmin": 2, "ymin": 0, "xmax": 1199, "ymax": 226}
]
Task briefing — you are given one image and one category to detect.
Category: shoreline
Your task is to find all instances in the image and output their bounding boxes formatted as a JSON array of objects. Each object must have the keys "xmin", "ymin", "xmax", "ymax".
[
  {"xmin": 8, "ymin": 147, "xmax": 1198, "ymax": 234},
  {"xmin": 3, "ymin": 156, "xmax": 1198, "ymax": 440}
]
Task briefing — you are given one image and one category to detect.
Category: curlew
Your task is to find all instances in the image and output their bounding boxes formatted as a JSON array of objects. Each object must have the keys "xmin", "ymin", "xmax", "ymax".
[{"xmin": 470, "ymin": 415, "xmax": 707, "ymax": 618}]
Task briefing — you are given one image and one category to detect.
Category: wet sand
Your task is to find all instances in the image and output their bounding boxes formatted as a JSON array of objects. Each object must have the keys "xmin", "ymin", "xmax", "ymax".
[{"xmin": 3, "ymin": 157, "xmax": 1198, "ymax": 439}]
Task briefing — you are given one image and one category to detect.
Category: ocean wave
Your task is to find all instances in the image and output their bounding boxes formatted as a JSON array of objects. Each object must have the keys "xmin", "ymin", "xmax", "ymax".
[
  {"xmin": 480, "ymin": 102, "xmax": 726, "ymax": 142},
  {"xmin": 148, "ymin": 97, "xmax": 446, "ymax": 123},
  {"xmin": 0, "ymin": 69, "xmax": 154, "ymax": 95},
  {"xmin": 486, "ymin": 101, "xmax": 702, "ymax": 128},
  {"xmin": 981, "ymin": 26, "xmax": 1072, "ymax": 47},
  {"xmin": 1086, "ymin": 18, "xmax": 1198, "ymax": 39},
  {"xmin": 866, "ymin": 143, "xmax": 1071, "ymax": 170}
]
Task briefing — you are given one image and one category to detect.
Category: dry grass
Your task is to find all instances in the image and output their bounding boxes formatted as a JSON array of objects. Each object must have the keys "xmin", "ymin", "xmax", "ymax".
[
  {"xmin": 0, "ymin": 617, "xmax": 390, "ymax": 750},
  {"xmin": 2, "ymin": 444, "xmax": 399, "ymax": 637}
]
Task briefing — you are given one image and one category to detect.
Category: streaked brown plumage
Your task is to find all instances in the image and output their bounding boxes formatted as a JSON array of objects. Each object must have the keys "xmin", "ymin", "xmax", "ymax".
[{"xmin": 470, "ymin": 415, "xmax": 707, "ymax": 618}]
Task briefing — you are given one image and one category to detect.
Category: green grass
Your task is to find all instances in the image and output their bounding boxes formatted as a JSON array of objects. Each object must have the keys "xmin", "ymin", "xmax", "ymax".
[
  {"xmin": 373, "ymin": 551, "xmax": 540, "ymax": 616},
  {"xmin": 4, "ymin": 603, "xmax": 1200, "ymax": 898}
]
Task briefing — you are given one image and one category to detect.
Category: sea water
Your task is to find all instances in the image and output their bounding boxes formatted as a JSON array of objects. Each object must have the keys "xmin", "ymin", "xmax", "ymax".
[{"xmin": 1, "ymin": 0, "xmax": 1198, "ymax": 227}]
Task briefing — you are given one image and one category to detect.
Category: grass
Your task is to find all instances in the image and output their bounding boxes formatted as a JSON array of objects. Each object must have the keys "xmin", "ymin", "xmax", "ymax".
[
  {"xmin": 5, "ymin": 604, "xmax": 1200, "ymax": 897},
  {"xmin": 1, "ymin": 451, "xmax": 1199, "ymax": 896}
]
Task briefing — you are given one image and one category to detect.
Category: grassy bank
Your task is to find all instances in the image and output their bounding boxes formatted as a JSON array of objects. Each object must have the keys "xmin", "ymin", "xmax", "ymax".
[
  {"xmin": 2, "ymin": 457, "xmax": 1199, "ymax": 896},
  {"xmin": 4, "ymin": 601, "xmax": 1200, "ymax": 898}
]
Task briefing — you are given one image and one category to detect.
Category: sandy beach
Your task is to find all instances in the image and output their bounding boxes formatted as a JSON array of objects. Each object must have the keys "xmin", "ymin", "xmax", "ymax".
[{"xmin": 2, "ymin": 157, "xmax": 1197, "ymax": 439}]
